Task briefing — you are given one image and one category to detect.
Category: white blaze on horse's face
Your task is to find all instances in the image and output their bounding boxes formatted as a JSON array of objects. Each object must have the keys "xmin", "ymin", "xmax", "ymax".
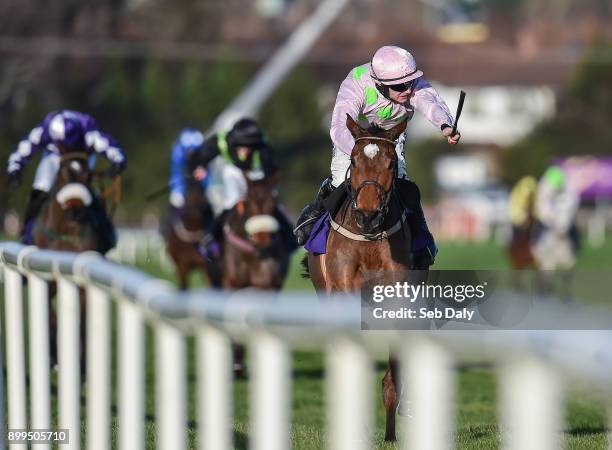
[
  {"xmin": 245, "ymin": 215, "xmax": 279, "ymax": 235},
  {"xmin": 69, "ymin": 161, "xmax": 82, "ymax": 173},
  {"xmin": 363, "ymin": 143, "xmax": 380, "ymax": 159}
]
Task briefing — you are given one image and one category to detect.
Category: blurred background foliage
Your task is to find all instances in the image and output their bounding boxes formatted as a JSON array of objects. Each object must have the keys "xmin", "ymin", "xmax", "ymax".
[
  {"xmin": 1, "ymin": 0, "xmax": 611, "ymax": 221},
  {"xmin": 503, "ymin": 39, "xmax": 612, "ymax": 184},
  {"xmin": 0, "ymin": 53, "xmax": 331, "ymax": 219}
]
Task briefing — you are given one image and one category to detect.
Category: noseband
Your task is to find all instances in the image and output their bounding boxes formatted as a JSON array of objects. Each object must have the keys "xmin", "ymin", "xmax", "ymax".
[{"xmin": 345, "ymin": 136, "xmax": 398, "ymax": 227}]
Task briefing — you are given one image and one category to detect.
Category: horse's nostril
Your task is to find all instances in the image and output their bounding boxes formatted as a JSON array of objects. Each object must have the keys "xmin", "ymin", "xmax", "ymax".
[
  {"xmin": 355, "ymin": 211, "xmax": 365, "ymax": 227},
  {"xmin": 371, "ymin": 211, "xmax": 383, "ymax": 227}
]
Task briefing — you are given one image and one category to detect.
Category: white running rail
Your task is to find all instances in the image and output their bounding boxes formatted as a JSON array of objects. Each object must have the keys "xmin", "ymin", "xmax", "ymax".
[{"xmin": 2, "ymin": 241, "xmax": 612, "ymax": 450}]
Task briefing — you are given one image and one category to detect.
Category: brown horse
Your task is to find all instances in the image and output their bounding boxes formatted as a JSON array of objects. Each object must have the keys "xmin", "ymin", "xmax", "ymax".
[
  {"xmin": 164, "ymin": 179, "xmax": 219, "ymax": 290},
  {"xmin": 306, "ymin": 115, "xmax": 413, "ymax": 441},
  {"xmin": 34, "ymin": 151, "xmax": 107, "ymax": 371},
  {"xmin": 219, "ymin": 171, "xmax": 290, "ymax": 373},
  {"xmin": 220, "ymin": 172, "xmax": 289, "ymax": 290},
  {"xmin": 34, "ymin": 152, "xmax": 98, "ymax": 252}
]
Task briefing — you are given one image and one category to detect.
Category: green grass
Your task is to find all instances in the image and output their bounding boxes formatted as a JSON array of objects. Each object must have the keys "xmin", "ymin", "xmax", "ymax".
[
  {"xmin": 129, "ymin": 239, "xmax": 612, "ymax": 449},
  {"xmin": 4, "ymin": 238, "xmax": 612, "ymax": 448}
]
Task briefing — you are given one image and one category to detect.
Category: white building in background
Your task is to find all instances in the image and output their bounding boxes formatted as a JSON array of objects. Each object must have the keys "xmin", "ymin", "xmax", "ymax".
[{"xmin": 408, "ymin": 84, "xmax": 557, "ymax": 146}]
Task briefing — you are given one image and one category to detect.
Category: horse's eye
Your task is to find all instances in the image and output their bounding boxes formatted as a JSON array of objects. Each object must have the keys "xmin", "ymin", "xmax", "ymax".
[
  {"xmin": 388, "ymin": 162, "xmax": 394, "ymax": 169},
  {"xmin": 351, "ymin": 158, "xmax": 355, "ymax": 167}
]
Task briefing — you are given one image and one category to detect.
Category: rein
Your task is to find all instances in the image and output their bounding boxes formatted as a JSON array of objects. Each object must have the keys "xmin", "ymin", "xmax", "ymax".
[
  {"xmin": 354, "ymin": 136, "xmax": 397, "ymax": 145},
  {"xmin": 223, "ymin": 224, "xmax": 257, "ymax": 254},
  {"xmin": 341, "ymin": 136, "xmax": 400, "ymax": 237}
]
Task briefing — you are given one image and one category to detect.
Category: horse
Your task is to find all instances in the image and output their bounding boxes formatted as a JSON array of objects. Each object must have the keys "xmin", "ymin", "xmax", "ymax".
[
  {"xmin": 507, "ymin": 214, "xmax": 536, "ymax": 270},
  {"xmin": 164, "ymin": 178, "xmax": 219, "ymax": 290},
  {"xmin": 219, "ymin": 171, "xmax": 290, "ymax": 373},
  {"xmin": 34, "ymin": 152, "xmax": 99, "ymax": 252},
  {"xmin": 304, "ymin": 115, "xmax": 414, "ymax": 441},
  {"xmin": 530, "ymin": 217, "xmax": 580, "ymax": 299},
  {"xmin": 33, "ymin": 150, "xmax": 113, "ymax": 371},
  {"xmin": 220, "ymin": 171, "xmax": 289, "ymax": 290}
]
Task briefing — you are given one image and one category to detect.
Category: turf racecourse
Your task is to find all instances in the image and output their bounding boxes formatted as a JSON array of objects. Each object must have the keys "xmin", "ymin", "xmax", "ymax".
[
  {"xmin": 135, "ymin": 240, "xmax": 612, "ymax": 449},
  {"xmin": 3, "ymin": 239, "xmax": 612, "ymax": 448}
]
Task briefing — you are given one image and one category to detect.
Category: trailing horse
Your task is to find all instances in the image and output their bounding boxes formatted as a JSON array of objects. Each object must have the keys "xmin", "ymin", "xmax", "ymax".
[
  {"xmin": 33, "ymin": 150, "xmax": 117, "ymax": 372},
  {"xmin": 220, "ymin": 171, "xmax": 290, "ymax": 290},
  {"xmin": 218, "ymin": 171, "xmax": 290, "ymax": 374},
  {"xmin": 164, "ymin": 178, "xmax": 219, "ymax": 289},
  {"xmin": 304, "ymin": 115, "xmax": 417, "ymax": 441}
]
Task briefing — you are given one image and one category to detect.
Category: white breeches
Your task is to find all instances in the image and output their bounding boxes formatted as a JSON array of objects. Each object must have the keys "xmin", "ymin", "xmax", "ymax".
[
  {"xmin": 32, "ymin": 152, "xmax": 60, "ymax": 192},
  {"xmin": 32, "ymin": 151, "xmax": 97, "ymax": 192},
  {"xmin": 330, "ymin": 133, "xmax": 407, "ymax": 187},
  {"xmin": 531, "ymin": 230, "xmax": 576, "ymax": 270},
  {"xmin": 220, "ymin": 164, "xmax": 247, "ymax": 211}
]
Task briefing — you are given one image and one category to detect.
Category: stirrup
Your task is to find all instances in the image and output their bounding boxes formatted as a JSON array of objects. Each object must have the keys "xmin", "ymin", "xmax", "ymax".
[{"xmin": 293, "ymin": 215, "xmax": 320, "ymax": 234}]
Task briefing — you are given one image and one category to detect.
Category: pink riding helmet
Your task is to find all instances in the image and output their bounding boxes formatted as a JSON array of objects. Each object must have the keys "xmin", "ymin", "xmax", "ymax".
[{"xmin": 371, "ymin": 46, "xmax": 423, "ymax": 85}]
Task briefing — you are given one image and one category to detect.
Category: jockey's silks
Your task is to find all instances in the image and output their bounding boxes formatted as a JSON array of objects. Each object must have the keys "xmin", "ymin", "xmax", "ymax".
[
  {"xmin": 7, "ymin": 110, "xmax": 125, "ymax": 178},
  {"xmin": 330, "ymin": 64, "xmax": 455, "ymax": 156},
  {"xmin": 217, "ymin": 131, "xmax": 262, "ymax": 171}
]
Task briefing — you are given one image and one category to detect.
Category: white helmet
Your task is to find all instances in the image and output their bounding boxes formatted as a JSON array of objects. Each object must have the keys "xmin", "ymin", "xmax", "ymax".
[{"xmin": 371, "ymin": 46, "xmax": 423, "ymax": 85}]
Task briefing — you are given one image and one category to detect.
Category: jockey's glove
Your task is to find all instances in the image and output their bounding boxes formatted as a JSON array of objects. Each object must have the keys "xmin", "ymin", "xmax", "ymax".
[
  {"xmin": 106, "ymin": 163, "xmax": 124, "ymax": 178},
  {"xmin": 7, "ymin": 171, "xmax": 21, "ymax": 189}
]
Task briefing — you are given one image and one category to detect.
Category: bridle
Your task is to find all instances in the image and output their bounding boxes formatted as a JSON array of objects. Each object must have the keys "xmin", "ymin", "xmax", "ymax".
[
  {"xmin": 59, "ymin": 152, "xmax": 89, "ymax": 163},
  {"xmin": 224, "ymin": 188, "xmax": 280, "ymax": 256},
  {"xmin": 344, "ymin": 136, "xmax": 398, "ymax": 233}
]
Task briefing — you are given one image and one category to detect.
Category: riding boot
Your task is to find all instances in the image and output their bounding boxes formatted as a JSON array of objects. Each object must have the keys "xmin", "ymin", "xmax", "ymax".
[
  {"xmin": 294, "ymin": 177, "xmax": 334, "ymax": 246},
  {"xmin": 409, "ymin": 201, "xmax": 438, "ymax": 270},
  {"xmin": 89, "ymin": 195, "xmax": 117, "ymax": 255},
  {"xmin": 20, "ymin": 189, "xmax": 49, "ymax": 244},
  {"xmin": 274, "ymin": 207, "xmax": 299, "ymax": 252},
  {"xmin": 198, "ymin": 209, "xmax": 230, "ymax": 260},
  {"xmin": 396, "ymin": 179, "xmax": 437, "ymax": 269}
]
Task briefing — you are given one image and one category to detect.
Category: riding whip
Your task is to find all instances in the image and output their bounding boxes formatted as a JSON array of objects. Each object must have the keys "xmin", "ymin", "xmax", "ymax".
[
  {"xmin": 452, "ymin": 90, "xmax": 466, "ymax": 136},
  {"xmin": 145, "ymin": 184, "xmax": 173, "ymax": 201}
]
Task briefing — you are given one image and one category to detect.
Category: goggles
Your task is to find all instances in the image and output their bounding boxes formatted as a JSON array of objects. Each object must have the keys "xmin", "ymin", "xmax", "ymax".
[{"xmin": 386, "ymin": 79, "xmax": 417, "ymax": 93}]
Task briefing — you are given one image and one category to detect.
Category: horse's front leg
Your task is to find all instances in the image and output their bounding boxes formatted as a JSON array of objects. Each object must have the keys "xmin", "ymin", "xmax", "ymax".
[
  {"xmin": 79, "ymin": 288, "xmax": 87, "ymax": 377},
  {"xmin": 326, "ymin": 259, "xmax": 359, "ymax": 293},
  {"xmin": 176, "ymin": 263, "xmax": 189, "ymax": 291},
  {"xmin": 383, "ymin": 356, "xmax": 400, "ymax": 441}
]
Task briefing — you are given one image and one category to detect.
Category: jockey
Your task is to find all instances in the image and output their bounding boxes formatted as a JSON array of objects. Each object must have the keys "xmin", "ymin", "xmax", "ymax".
[
  {"xmin": 5, "ymin": 110, "xmax": 126, "ymax": 253},
  {"xmin": 532, "ymin": 165, "xmax": 581, "ymax": 270},
  {"xmin": 509, "ymin": 175, "xmax": 537, "ymax": 237},
  {"xmin": 188, "ymin": 117, "xmax": 298, "ymax": 253},
  {"xmin": 293, "ymin": 45, "xmax": 461, "ymax": 268},
  {"xmin": 534, "ymin": 166, "xmax": 580, "ymax": 237},
  {"xmin": 169, "ymin": 128, "xmax": 210, "ymax": 213}
]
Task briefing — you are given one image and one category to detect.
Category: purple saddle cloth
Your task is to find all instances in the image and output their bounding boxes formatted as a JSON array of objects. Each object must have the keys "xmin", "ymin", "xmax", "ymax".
[
  {"xmin": 303, "ymin": 210, "xmax": 432, "ymax": 255},
  {"xmin": 304, "ymin": 212, "xmax": 331, "ymax": 254}
]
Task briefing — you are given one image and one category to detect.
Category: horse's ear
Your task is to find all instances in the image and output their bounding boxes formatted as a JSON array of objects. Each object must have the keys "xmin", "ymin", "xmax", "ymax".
[
  {"xmin": 383, "ymin": 119, "xmax": 408, "ymax": 142},
  {"xmin": 346, "ymin": 114, "xmax": 365, "ymax": 139}
]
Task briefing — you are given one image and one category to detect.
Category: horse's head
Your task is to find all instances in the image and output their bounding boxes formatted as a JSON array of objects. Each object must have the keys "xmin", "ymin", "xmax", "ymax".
[
  {"xmin": 239, "ymin": 171, "xmax": 281, "ymax": 247},
  {"xmin": 54, "ymin": 151, "xmax": 93, "ymax": 222},
  {"xmin": 346, "ymin": 114, "xmax": 407, "ymax": 234},
  {"xmin": 183, "ymin": 176, "xmax": 210, "ymax": 221}
]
